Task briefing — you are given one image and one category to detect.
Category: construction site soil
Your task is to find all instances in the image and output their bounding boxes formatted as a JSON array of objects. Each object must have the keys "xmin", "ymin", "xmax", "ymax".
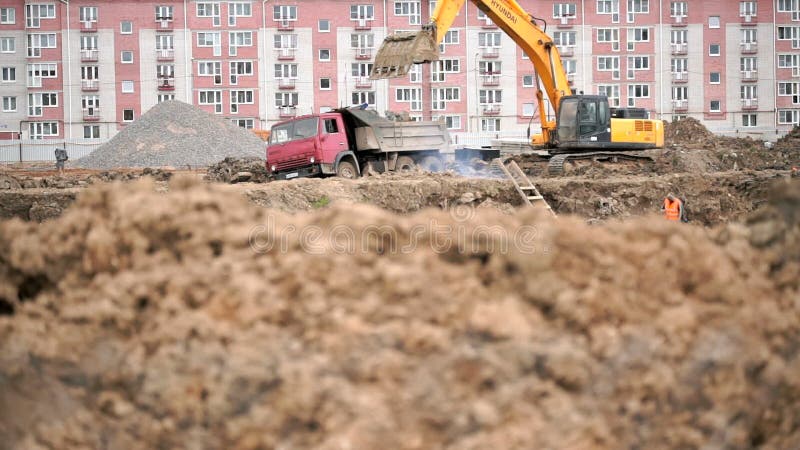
[{"xmin": 0, "ymin": 176, "xmax": 798, "ymax": 450}]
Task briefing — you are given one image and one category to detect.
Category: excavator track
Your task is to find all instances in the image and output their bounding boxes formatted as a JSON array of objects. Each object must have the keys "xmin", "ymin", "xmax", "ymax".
[{"xmin": 547, "ymin": 152, "xmax": 654, "ymax": 176}]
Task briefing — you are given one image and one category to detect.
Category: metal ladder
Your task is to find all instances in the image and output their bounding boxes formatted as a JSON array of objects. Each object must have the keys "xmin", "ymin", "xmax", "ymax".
[{"xmin": 492, "ymin": 158, "xmax": 555, "ymax": 215}]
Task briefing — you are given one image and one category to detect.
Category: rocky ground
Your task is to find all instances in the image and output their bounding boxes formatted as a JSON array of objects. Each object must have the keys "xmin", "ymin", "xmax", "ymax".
[{"xmin": 0, "ymin": 176, "xmax": 798, "ymax": 450}]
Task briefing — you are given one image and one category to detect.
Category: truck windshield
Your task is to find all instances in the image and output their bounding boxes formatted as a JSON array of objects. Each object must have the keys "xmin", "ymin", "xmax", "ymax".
[
  {"xmin": 271, "ymin": 123, "xmax": 291, "ymax": 144},
  {"xmin": 293, "ymin": 118, "xmax": 319, "ymax": 140}
]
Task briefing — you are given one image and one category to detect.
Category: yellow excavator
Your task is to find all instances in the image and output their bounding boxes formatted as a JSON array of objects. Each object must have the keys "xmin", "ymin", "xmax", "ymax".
[{"xmin": 370, "ymin": 0, "xmax": 664, "ymax": 174}]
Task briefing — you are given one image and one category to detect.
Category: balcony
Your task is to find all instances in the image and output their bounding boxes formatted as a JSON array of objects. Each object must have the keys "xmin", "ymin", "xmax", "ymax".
[
  {"xmin": 740, "ymin": 42, "xmax": 758, "ymax": 54},
  {"xmin": 480, "ymin": 19, "xmax": 497, "ymax": 29},
  {"xmin": 278, "ymin": 106, "xmax": 297, "ymax": 118},
  {"xmin": 278, "ymin": 78, "xmax": 296, "ymax": 90},
  {"xmin": 742, "ymin": 98, "xmax": 758, "ymax": 110},
  {"xmin": 80, "ymin": 49, "xmax": 98, "ymax": 62},
  {"xmin": 481, "ymin": 47, "xmax": 500, "ymax": 58},
  {"xmin": 156, "ymin": 17, "xmax": 174, "ymax": 31},
  {"xmin": 81, "ymin": 79, "xmax": 99, "ymax": 91},
  {"xmin": 556, "ymin": 16, "xmax": 575, "ymax": 28},
  {"xmin": 80, "ymin": 20, "xmax": 97, "ymax": 32},
  {"xmin": 157, "ymin": 77, "xmax": 175, "ymax": 91},
  {"xmin": 671, "ymin": 71, "xmax": 688, "ymax": 83},
  {"xmin": 671, "ymin": 43, "xmax": 687, "ymax": 55},
  {"xmin": 557, "ymin": 45, "xmax": 575, "ymax": 57},
  {"xmin": 740, "ymin": 14, "xmax": 757, "ymax": 26},
  {"xmin": 83, "ymin": 107, "xmax": 100, "ymax": 121},
  {"xmin": 355, "ymin": 77, "xmax": 372, "ymax": 89},
  {"xmin": 276, "ymin": 48, "xmax": 296, "ymax": 61},
  {"xmin": 27, "ymin": 76, "xmax": 42, "ymax": 88},
  {"xmin": 481, "ymin": 74, "xmax": 500, "ymax": 86},
  {"xmin": 742, "ymin": 70, "xmax": 758, "ymax": 82},
  {"xmin": 354, "ymin": 18, "xmax": 371, "ymax": 30},
  {"xmin": 671, "ymin": 15, "xmax": 687, "ymax": 27},
  {"xmin": 277, "ymin": 19, "xmax": 294, "ymax": 31},
  {"xmin": 482, "ymin": 105, "xmax": 501, "ymax": 116},
  {"xmin": 354, "ymin": 48, "xmax": 372, "ymax": 60},
  {"xmin": 156, "ymin": 48, "xmax": 175, "ymax": 61},
  {"xmin": 672, "ymin": 99, "xmax": 688, "ymax": 112}
]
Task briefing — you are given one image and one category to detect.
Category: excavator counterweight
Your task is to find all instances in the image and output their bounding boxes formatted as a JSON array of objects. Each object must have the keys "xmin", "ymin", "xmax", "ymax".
[{"xmin": 370, "ymin": 29, "xmax": 439, "ymax": 79}]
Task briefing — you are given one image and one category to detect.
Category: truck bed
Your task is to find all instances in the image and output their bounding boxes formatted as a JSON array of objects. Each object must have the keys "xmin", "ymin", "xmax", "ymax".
[{"xmin": 341, "ymin": 108, "xmax": 453, "ymax": 155}]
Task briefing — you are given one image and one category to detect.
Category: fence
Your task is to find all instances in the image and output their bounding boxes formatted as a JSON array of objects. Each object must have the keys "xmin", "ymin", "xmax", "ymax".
[
  {"xmin": 450, "ymin": 131, "xmax": 531, "ymax": 148},
  {"xmin": 0, "ymin": 139, "xmax": 107, "ymax": 163}
]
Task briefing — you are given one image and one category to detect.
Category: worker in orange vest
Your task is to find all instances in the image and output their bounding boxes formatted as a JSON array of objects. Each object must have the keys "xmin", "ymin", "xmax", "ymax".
[{"xmin": 662, "ymin": 194, "xmax": 686, "ymax": 222}]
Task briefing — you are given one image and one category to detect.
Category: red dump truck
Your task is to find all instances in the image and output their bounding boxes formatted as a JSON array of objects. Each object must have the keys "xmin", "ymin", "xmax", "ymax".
[{"xmin": 266, "ymin": 108, "xmax": 494, "ymax": 180}]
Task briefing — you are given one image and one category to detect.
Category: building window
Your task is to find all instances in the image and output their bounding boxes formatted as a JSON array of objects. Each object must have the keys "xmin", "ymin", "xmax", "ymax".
[
  {"xmin": 480, "ymin": 118, "xmax": 501, "ymax": 132},
  {"xmin": 197, "ymin": 2, "xmax": 221, "ymax": 26},
  {"xmin": 522, "ymin": 75, "xmax": 534, "ymax": 87},
  {"xmin": 778, "ymin": 109, "xmax": 800, "ymax": 125},
  {"xmin": 627, "ymin": 84, "xmax": 649, "ymax": 107},
  {"xmin": 319, "ymin": 48, "xmax": 331, "ymax": 61},
  {"xmin": 275, "ymin": 63, "xmax": 299, "ymax": 78},
  {"xmin": 598, "ymin": 56, "xmax": 620, "ymax": 79},
  {"xmin": 158, "ymin": 93, "xmax": 175, "ymax": 103},
  {"xmin": 598, "ymin": 84, "xmax": 621, "ymax": 107},
  {"xmin": 351, "ymin": 4, "xmax": 374, "ymax": 20},
  {"xmin": 232, "ymin": 119, "xmax": 255, "ymax": 129},
  {"xmin": 0, "ymin": 7, "xmax": 16, "ymax": 24},
  {"xmin": 27, "ymin": 33, "xmax": 57, "ymax": 58},
  {"xmin": 709, "ymin": 44, "xmax": 720, "ymax": 56},
  {"xmin": 2, "ymin": 96, "xmax": 16, "ymax": 112},
  {"xmin": 25, "ymin": 4, "xmax": 56, "ymax": 28},
  {"xmin": 121, "ymin": 51, "xmax": 134, "ymax": 63},
  {"xmin": 670, "ymin": 1, "xmax": 687, "ymax": 17},
  {"xmin": 228, "ymin": 2, "xmax": 251, "ymax": 25},
  {"xmin": 121, "ymin": 21, "xmax": 133, "ymax": 34},
  {"xmin": 1, "ymin": 67, "xmax": 16, "ymax": 82},
  {"xmin": 431, "ymin": 58, "xmax": 460, "ymax": 82},
  {"xmin": 710, "ymin": 100, "xmax": 721, "ymax": 112},
  {"xmin": 351, "ymin": 91, "xmax": 375, "ymax": 106},
  {"xmin": 739, "ymin": 1, "xmax": 756, "ymax": 17},
  {"xmin": 275, "ymin": 92, "xmax": 299, "ymax": 108},
  {"xmin": 273, "ymin": 5, "xmax": 298, "ymax": 21},
  {"xmin": 230, "ymin": 90, "xmax": 254, "ymax": 113},
  {"xmin": 553, "ymin": 3, "xmax": 577, "ymax": 18},
  {"xmin": 0, "ymin": 37, "xmax": 14, "ymax": 53},
  {"xmin": 29, "ymin": 122, "xmax": 58, "ymax": 139},
  {"xmin": 443, "ymin": 115, "xmax": 461, "ymax": 130},
  {"xmin": 709, "ymin": 72, "xmax": 720, "ymax": 84},
  {"xmin": 199, "ymin": 90, "xmax": 223, "ymax": 113},
  {"xmin": 83, "ymin": 125, "xmax": 100, "ymax": 139},
  {"xmin": 320, "ymin": 78, "xmax": 331, "ymax": 90},
  {"xmin": 431, "ymin": 87, "xmax": 460, "ymax": 110},
  {"xmin": 123, "ymin": 109, "xmax": 135, "ymax": 122},
  {"xmin": 396, "ymin": 87, "xmax": 422, "ymax": 111},
  {"xmin": 156, "ymin": 5, "xmax": 174, "ymax": 21},
  {"xmin": 708, "ymin": 16, "xmax": 720, "ymax": 28},
  {"xmin": 394, "ymin": 1, "xmax": 421, "ymax": 25},
  {"xmin": 27, "ymin": 92, "xmax": 57, "ymax": 116},
  {"xmin": 741, "ymin": 114, "xmax": 756, "ymax": 127},
  {"xmin": 122, "ymin": 80, "xmax": 134, "ymax": 93},
  {"xmin": 79, "ymin": 6, "xmax": 97, "ymax": 23},
  {"xmin": 672, "ymin": 86, "xmax": 688, "ymax": 101},
  {"xmin": 522, "ymin": 103, "xmax": 535, "ymax": 117},
  {"xmin": 319, "ymin": 19, "xmax": 330, "ymax": 32},
  {"xmin": 229, "ymin": 31, "xmax": 252, "ymax": 56}
]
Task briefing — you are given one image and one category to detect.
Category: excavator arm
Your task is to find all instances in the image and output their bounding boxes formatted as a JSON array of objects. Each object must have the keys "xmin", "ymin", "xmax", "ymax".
[{"xmin": 371, "ymin": 0, "xmax": 573, "ymax": 145}]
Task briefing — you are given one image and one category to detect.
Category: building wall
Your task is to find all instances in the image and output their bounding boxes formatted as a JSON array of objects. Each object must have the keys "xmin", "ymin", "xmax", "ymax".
[{"xmin": 1, "ymin": 0, "xmax": 799, "ymax": 142}]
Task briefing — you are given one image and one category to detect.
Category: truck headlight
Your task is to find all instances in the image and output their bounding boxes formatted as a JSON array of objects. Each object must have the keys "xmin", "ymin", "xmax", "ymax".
[
  {"xmin": 271, "ymin": 165, "xmax": 276, "ymax": 172},
  {"xmin": 310, "ymin": 157, "xmax": 315, "ymax": 163}
]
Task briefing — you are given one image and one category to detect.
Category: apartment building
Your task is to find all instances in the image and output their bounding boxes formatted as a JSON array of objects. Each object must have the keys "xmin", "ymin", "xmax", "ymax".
[{"xmin": 0, "ymin": 0, "xmax": 798, "ymax": 141}]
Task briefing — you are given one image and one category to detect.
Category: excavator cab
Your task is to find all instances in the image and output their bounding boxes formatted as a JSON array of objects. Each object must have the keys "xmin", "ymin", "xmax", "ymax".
[{"xmin": 556, "ymin": 96, "xmax": 612, "ymax": 148}]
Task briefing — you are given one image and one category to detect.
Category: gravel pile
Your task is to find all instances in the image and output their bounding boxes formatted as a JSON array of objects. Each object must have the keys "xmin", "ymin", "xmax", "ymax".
[{"xmin": 75, "ymin": 101, "xmax": 265, "ymax": 169}]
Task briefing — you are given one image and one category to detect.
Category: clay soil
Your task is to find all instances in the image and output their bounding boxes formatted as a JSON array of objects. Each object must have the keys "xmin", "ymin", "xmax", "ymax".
[{"xmin": 1, "ymin": 177, "xmax": 798, "ymax": 449}]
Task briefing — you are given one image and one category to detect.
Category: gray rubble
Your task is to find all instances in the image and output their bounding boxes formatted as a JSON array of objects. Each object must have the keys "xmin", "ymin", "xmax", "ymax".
[{"xmin": 75, "ymin": 101, "xmax": 266, "ymax": 169}]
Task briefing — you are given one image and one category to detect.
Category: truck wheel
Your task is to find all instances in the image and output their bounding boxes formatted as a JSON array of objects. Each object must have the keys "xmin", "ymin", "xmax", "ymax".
[
  {"xmin": 396, "ymin": 156, "xmax": 416, "ymax": 172},
  {"xmin": 336, "ymin": 160, "xmax": 358, "ymax": 179},
  {"xmin": 419, "ymin": 155, "xmax": 444, "ymax": 173}
]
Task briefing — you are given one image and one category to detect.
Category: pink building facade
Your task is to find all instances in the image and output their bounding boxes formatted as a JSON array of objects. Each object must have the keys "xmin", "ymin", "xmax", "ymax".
[{"xmin": 0, "ymin": 0, "xmax": 798, "ymax": 141}]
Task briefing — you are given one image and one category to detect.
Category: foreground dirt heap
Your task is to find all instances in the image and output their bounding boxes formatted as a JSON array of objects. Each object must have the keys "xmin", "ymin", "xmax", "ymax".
[
  {"xmin": 75, "ymin": 101, "xmax": 265, "ymax": 169},
  {"xmin": 0, "ymin": 179, "xmax": 799, "ymax": 449}
]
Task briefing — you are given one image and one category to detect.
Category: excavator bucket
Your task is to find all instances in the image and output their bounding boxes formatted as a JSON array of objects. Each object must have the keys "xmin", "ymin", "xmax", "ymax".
[{"xmin": 370, "ymin": 29, "xmax": 440, "ymax": 79}]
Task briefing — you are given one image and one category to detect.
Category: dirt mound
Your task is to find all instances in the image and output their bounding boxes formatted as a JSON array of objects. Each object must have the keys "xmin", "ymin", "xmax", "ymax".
[
  {"xmin": 1, "ymin": 178, "xmax": 799, "ymax": 449},
  {"xmin": 205, "ymin": 157, "xmax": 269, "ymax": 183},
  {"xmin": 75, "ymin": 101, "xmax": 265, "ymax": 169},
  {"xmin": 664, "ymin": 117, "xmax": 716, "ymax": 147}
]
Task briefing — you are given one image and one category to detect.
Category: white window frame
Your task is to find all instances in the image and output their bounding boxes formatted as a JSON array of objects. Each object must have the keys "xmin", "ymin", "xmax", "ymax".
[
  {"xmin": 197, "ymin": 2, "xmax": 222, "ymax": 26},
  {"xmin": 121, "ymin": 50, "xmax": 134, "ymax": 64},
  {"xmin": 394, "ymin": 1, "xmax": 421, "ymax": 25},
  {"xmin": 2, "ymin": 96, "xmax": 17, "ymax": 112},
  {"xmin": 395, "ymin": 87, "xmax": 422, "ymax": 111},
  {"xmin": 121, "ymin": 80, "xmax": 135, "ymax": 93},
  {"xmin": 709, "ymin": 72, "xmax": 721, "ymax": 84},
  {"xmin": 229, "ymin": 31, "xmax": 252, "ymax": 56},
  {"xmin": 431, "ymin": 87, "xmax": 460, "ymax": 111},
  {"xmin": 741, "ymin": 114, "xmax": 757, "ymax": 127},
  {"xmin": 156, "ymin": 5, "xmax": 174, "ymax": 21},
  {"xmin": 351, "ymin": 91, "xmax": 376, "ymax": 106},
  {"xmin": 599, "ymin": 84, "xmax": 621, "ymax": 107},
  {"xmin": 627, "ymin": 84, "xmax": 649, "ymax": 107},
  {"xmin": 709, "ymin": 16, "xmax": 720, "ymax": 28},
  {"xmin": 276, "ymin": 63, "xmax": 299, "ymax": 79},
  {"xmin": 83, "ymin": 124, "xmax": 100, "ymax": 139},
  {"xmin": 319, "ymin": 48, "xmax": 331, "ymax": 61},
  {"xmin": 1, "ymin": 67, "xmax": 16, "ymax": 82},
  {"xmin": 480, "ymin": 118, "xmax": 501, "ymax": 132},
  {"xmin": 229, "ymin": 60, "xmax": 252, "ymax": 84},
  {"xmin": 29, "ymin": 122, "xmax": 58, "ymax": 139},
  {"xmin": 79, "ymin": 6, "xmax": 97, "ymax": 23},
  {"xmin": 739, "ymin": 1, "xmax": 756, "ymax": 17},
  {"xmin": 228, "ymin": 1, "xmax": 252, "ymax": 26},
  {"xmin": 350, "ymin": 4, "xmax": 375, "ymax": 20},
  {"xmin": 522, "ymin": 74, "xmax": 535, "ymax": 87},
  {"xmin": 778, "ymin": 109, "xmax": 800, "ymax": 124},
  {"xmin": 230, "ymin": 89, "xmax": 254, "ymax": 113},
  {"xmin": 318, "ymin": 19, "xmax": 330, "ymax": 32},
  {"xmin": 0, "ymin": 37, "xmax": 15, "ymax": 53},
  {"xmin": 320, "ymin": 77, "xmax": 332, "ymax": 90},
  {"xmin": 553, "ymin": 3, "xmax": 577, "ymax": 18},
  {"xmin": 670, "ymin": 1, "xmax": 687, "ymax": 18},
  {"xmin": 709, "ymin": 44, "xmax": 721, "ymax": 56},
  {"xmin": 158, "ymin": 93, "xmax": 176, "ymax": 103},
  {"xmin": 26, "ymin": 33, "xmax": 57, "ymax": 58},
  {"xmin": 199, "ymin": 90, "xmax": 223, "ymax": 113},
  {"xmin": 123, "ymin": 109, "xmax": 135, "ymax": 122},
  {"xmin": 710, "ymin": 100, "xmax": 721, "ymax": 113},
  {"xmin": 273, "ymin": 5, "xmax": 298, "ymax": 21},
  {"xmin": 0, "ymin": 7, "xmax": 16, "ymax": 25},
  {"xmin": 275, "ymin": 92, "xmax": 299, "ymax": 108}
]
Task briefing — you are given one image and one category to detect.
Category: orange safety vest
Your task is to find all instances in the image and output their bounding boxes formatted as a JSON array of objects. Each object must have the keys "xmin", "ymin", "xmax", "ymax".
[{"xmin": 663, "ymin": 198, "xmax": 682, "ymax": 221}]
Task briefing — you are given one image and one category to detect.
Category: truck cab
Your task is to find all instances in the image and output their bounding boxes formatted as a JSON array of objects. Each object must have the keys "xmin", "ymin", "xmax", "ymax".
[{"xmin": 267, "ymin": 112, "xmax": 357, "ymax": 180}]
